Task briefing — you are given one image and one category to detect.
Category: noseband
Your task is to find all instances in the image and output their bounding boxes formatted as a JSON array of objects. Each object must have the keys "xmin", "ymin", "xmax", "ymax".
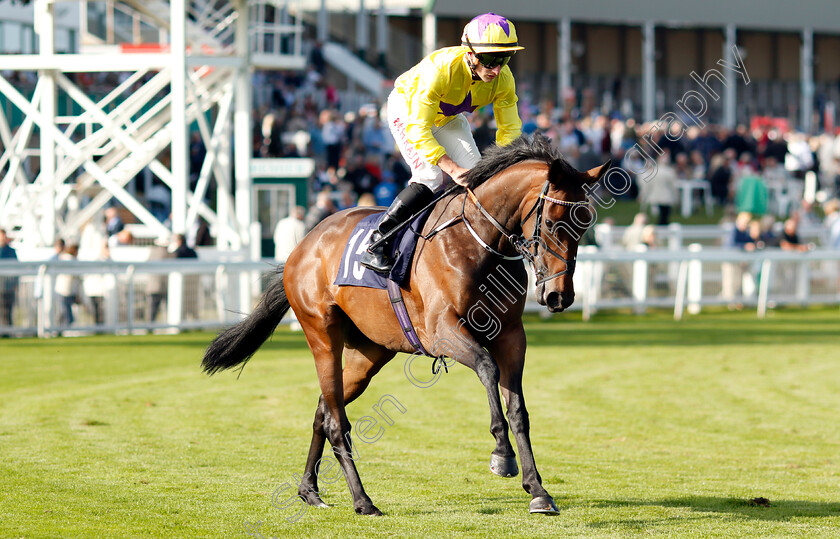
[{"xmin": 462, "ymin": 182, "xmax": 590, "ymax": 285}]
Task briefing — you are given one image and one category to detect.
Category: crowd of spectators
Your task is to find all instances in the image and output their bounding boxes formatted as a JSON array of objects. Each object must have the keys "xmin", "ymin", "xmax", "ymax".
[
  {"xmin": 5, "ymin": 60, "xmax": 840, "ymax": 329},
  {"xmin": 253, "ymin": 80, "xmax": 840, "ymax": 312},
  {"xmin": 255, "ymin": 68, "xmax": 840, "ymax": 257}
]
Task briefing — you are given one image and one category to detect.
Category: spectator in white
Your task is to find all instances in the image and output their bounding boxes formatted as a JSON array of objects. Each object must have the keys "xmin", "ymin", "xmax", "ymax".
[
  {"xmin": 147, "ymin": 238, "xmax": 171, "ymax": 323},
  {"xmin": 823, "ymin": 199, "xmax": 840, "ymax": 249},
  {"xmin": 83, "ymin": 241, "xmax": 113, "ymax": 326},
  {"xmin": 640, "ymin": 224, "xmax": 658, "ymax": 249},
  {"xmin": 274, "ymin": 206, "xmax": 306, "ymax": 263},
  {"xmin": 55, "ymin": 244, "xmax": 81, "ymax": 327},
  {"xmin": 785, "ymin": 132, "xmax": 814, "ymax": 179},
  {"xmin": 79, "ymin": 216, "xmax": 107, "ymax": 259},
  {"xmin": 622, "ymin": 213, "xmax": 648, "ymax": 250},
  {"xmin": 641, "ymin": 150, "xmax": 678, "ymax": 225}
]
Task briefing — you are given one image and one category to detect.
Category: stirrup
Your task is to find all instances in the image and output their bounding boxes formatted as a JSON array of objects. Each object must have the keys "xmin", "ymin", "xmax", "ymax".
[
  {"xmin": 360, "ymin": 234, "xmax": 394, "ymax": 273},
  {"xmin": 360, "ymin": 250, "xmax": 393, "ymax": 273}
]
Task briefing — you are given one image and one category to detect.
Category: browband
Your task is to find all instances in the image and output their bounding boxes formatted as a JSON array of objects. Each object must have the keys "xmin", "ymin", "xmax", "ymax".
[{"xmin": 539, "ymin": 193, "xmax": 590, "ymax": 207}]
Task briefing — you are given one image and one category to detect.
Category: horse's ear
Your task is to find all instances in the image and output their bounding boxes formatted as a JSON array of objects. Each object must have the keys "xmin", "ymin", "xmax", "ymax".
[
  {"xmin": 548, "ymin": 159, "xmax": 567, "ymax": 183},
  {"xmin": 581, "ymin": 160, "xmax": 612, "ymax": 184}
]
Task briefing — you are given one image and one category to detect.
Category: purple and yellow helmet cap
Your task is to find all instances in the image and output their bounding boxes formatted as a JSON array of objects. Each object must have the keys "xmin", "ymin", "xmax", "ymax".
[{"xmin": 461, "ymin": 13, "xmax": 524, "ymax": 54}]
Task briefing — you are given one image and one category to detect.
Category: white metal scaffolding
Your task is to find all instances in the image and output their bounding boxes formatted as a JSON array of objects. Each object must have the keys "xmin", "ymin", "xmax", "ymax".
[{"xmin": 0, "ymin": 0, "xmax": 305, "ymax": 250}]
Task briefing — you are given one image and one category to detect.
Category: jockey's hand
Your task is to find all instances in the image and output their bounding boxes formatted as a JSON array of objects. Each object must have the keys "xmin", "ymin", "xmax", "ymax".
[{"xmin": 438, "ymin": 155, "xmax": 470, "ymax": 187}]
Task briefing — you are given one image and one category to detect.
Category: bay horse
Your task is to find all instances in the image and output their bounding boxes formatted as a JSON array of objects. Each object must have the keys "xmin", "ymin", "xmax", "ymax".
[{"xmin": 202, "ymin": 134, "xmax": 610, "ymax": 516}]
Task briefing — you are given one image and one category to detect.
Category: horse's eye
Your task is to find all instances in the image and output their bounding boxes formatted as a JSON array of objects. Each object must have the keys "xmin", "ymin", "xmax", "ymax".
[{"xmin": 544, "ymin": 219, "xmax": 555, "ymax": 231}]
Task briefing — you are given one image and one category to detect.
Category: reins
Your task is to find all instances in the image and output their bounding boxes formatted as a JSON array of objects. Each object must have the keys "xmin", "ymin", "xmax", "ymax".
[
  {"xmin": 378, "ymin": 174, "xmax": 590, "ymax": 286},
  {"xmin": 459, "ymin": 181, "xmax": 590, "ymax": 285}
]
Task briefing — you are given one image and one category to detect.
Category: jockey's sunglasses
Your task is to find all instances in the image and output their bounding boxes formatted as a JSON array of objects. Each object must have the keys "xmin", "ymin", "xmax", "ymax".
[
  {"xmin": 474, "ymin": 53, "xmax": 512, "ymax": 69},
  {"xmin": 464, "ymin": 37, "xmax": 514, "ymax": 69}
]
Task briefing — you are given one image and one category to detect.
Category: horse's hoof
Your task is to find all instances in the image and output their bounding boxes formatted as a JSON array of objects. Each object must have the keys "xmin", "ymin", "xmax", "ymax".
[
  {"xmin": 489, "ymin": 454, "xmax": 519, "ymax": 477},
  {"xmin": 299, "ymin": 490, "xmax": 329, "ymax": 508},
  {"xmin": 355, "ymin": 504, "xmax": 383, "ymax": 516},
  {"xmin": 529, "ymin": 495, "xmax": 560, "ymax": 515}
]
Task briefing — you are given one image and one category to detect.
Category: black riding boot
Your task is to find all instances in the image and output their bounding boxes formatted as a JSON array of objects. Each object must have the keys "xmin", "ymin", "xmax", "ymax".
[{"xmin": 361, "ymin": 183, "xmax": 435, "ymax": 273}]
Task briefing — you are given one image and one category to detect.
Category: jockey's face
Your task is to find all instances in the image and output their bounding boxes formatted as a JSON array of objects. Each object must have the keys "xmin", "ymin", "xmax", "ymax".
[{"xmin": 467, "ymin": 52, "xmax": 503, "ymax": 82}]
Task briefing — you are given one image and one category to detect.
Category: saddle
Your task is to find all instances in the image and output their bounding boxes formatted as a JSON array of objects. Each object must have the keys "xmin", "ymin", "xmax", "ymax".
[
  {"xmin": 334, "ymin": 210, "xmax": 432, "ymax": 289},
  {"xmin": 335, "ymin": 208, "xmax": 438, "ymax": 359}
]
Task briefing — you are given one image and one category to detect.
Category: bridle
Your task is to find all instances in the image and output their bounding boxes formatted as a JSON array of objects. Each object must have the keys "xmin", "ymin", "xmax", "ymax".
[{"xmin": 460, "ymin": 181, "xmax": 590, "ymax": 285}]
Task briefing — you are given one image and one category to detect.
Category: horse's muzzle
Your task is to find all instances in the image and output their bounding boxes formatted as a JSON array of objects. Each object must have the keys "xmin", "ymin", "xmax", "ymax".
[{"xmin": 537, "ymin": 285, "xmax": 574, "ymax": 313}]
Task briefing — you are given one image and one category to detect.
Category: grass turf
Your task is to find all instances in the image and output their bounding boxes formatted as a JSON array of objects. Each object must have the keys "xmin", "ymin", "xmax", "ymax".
[{"xmin": 1, "ymin": 308, "xmax": 839, "ymax": 538}]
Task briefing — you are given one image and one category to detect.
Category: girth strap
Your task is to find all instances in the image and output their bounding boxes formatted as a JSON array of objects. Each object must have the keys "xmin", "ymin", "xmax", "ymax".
[{"xmin": 386, "ymin": 278, "xmax": 432, "ymax": 357}]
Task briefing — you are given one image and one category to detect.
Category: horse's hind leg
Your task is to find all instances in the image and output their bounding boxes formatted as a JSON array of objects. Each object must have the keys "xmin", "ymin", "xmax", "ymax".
[
  {"xmin": 298, "ymin": 337, "xmax": 394, "ymax": 507},
  {"xmin": 297, "ymin": 396, "xmax": 330, "ymax": 507},
  {"xmin": 299, "ymin": 322, "xmax": 393, "ymax": 515}
]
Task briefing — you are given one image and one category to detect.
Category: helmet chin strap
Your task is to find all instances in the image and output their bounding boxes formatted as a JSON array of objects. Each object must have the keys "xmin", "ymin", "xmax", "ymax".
[
  {"xmin": 468, "ymin": 58, "xmax": 481, "ymax": 80},
  {"xmin": 464, "ymin": 37, "xmax": 482, "ymax": 80}
]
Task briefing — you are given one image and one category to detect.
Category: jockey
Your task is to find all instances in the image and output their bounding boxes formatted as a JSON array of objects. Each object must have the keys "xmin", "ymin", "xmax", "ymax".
[{"xmin": 361, "ymin": 12, "xmax": 524, "ymax": 273}]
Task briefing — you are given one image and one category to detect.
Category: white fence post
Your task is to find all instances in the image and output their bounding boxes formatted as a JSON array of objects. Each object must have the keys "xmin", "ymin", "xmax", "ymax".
[
  {"xmin": 36, "ymin": 264, "xmax": 49, "ymax": 337},
  {"xmin": 106, "ymin": 268, "xmax": 119, "ymax": 329},
  {"xmin": 167, "ymin": 272, "xmax": 184, "ymax": 328},
  {"xmin": 674, "ymin": 259, "xmax": 688, "ymax": 321},
  {"xmin": 687, "ymin": 243, "xmax": 703, "ymax": 314},
  {"xmin": 795, "ymin": 259, "xmax": 810, "ymax": 304},
  {"xmin": 632, "ymin": 245, "xmax": 648, "ymax": 315},
  {"xmin": 215, "ymin": 264, "xmax": 227, "ymax": 324},
  {"xmin": 667, "ymin": 223, "xmax": 682, "ymax": 251},
  {"xmin": 667, "ymin": 223, "xmax": 682, "ymax": 281},
  {"xmin": 757, "ymin": 259, "xmax": 773, "ymax": 318},
  {"xmin": 126, "ymin": 265, "xmax": 135, "ymax": 333}
]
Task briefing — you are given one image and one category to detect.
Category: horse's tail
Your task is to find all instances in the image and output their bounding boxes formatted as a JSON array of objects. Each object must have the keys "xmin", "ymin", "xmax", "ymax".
[{"xmin": 202, "ymin": 265, "xmax": 291, "ymax": 376}]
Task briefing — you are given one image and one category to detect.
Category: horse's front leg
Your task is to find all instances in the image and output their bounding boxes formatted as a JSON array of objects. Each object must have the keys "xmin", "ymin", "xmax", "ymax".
[
  {"xmin": 490, "ymin": 326, "xmax": 559, "ymax": 515},
  {"xmin": 473, "ymin": 348, "xmax": 520, "ymax": 477},
  {"xmin": 443, "ymin": 318, "xmax": 517, "ymax": 477}
]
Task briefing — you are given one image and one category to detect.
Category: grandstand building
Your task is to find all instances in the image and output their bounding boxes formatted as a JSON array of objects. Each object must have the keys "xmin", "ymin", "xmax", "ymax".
[
  {"xmin": 1, "ymin": 0, "xmax": 838, "ymax": 250},
  {"xmin": 304, "ymin": 0, "xmax": 840, "ymax": 132}
]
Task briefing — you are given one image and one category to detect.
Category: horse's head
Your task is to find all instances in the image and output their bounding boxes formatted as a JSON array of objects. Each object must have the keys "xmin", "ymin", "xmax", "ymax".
[{"xmin": 523, "ymin": 159, "xmax": 610, "ymax": 313}]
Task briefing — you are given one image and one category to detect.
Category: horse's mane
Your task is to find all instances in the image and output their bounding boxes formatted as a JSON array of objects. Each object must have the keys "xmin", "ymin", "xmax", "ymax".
[{"xmin": 463, "ymin": 133, "xmax": 576, "ymax": 189}]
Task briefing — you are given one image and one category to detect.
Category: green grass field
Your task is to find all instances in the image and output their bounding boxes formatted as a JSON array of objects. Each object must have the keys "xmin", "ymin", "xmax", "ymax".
[{"xmin": 2, "ymin": 308, "xmax": 840, "ymax": 538}]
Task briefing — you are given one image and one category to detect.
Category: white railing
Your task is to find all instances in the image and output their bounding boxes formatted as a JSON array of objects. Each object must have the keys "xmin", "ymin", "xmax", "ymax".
[
  {"xmin": 0, "ymin": 258, "xmax": 279, "ymax": 337},
  {"xmin": 564, "ymin": 245, "xmax": 840, "ymax": 321},
  {"xmin": 1, "ymin": 246, "xmax": 839, "ymax": 337},
  {"xmin": 593, "ymin": 222, "xmax": 828, "ymax": 250}
]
